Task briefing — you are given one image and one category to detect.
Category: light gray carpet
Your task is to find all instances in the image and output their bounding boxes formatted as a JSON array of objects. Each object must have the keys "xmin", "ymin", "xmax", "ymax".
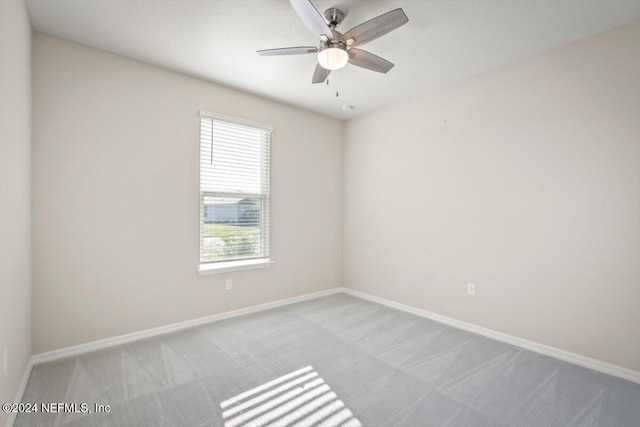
[{"xmin": 15, "ymin": 293, "xmax": 640, "ymax": 426}]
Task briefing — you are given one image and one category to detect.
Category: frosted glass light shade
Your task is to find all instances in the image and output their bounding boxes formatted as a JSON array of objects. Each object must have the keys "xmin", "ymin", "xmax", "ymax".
[{"xmin": 317, "ymin": 47, "xmax": 348, "ymax": 70}]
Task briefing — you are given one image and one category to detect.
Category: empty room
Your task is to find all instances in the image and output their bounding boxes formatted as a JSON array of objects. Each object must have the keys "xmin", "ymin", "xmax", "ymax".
[{"xmin": 1, "ymin": 0, "xmax": 639, "ymax": 426}]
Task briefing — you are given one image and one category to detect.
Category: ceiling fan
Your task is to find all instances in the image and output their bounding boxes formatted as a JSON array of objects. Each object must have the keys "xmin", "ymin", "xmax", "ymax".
[{"xmin": 257, "ymin": 0, "xmax": 409, "ymax": 84}]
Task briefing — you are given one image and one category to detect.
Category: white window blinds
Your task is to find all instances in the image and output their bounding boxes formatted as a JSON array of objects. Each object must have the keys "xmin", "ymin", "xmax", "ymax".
[{"xmin": 199, "ymin": 111, "xmax": 272, "ymax": 264}]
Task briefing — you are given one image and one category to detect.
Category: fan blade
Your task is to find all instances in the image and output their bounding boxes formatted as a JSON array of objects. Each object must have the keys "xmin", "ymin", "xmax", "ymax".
[
  {"xmin": 343, "ymin": 8, "xmax": 408, "ymax": 48},
  {"xmin": 348, "ymin": 48, "xmax": 394, "ymax": 73},
  {"xmin": 257, "ymin": 46, "xmax": 318, "ymax": 56},
  {"xmin": 290, "ymin": 0, "xmax": 334, "ymax": 40},
  {"xmin": 312, "ymin": 63, "xmax": 330, "ymax": 84}
]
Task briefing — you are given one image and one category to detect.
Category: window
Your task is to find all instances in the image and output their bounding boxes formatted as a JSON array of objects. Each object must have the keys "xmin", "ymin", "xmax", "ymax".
[{"xmin": 199, "ymin": 111, "xmax": 272, "ymax": 272}]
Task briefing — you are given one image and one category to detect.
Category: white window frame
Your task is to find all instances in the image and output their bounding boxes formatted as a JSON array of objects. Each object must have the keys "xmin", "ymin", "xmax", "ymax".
[{"xmin": 198, "ymin": 110, "xmax": 273, "ymax": 275}]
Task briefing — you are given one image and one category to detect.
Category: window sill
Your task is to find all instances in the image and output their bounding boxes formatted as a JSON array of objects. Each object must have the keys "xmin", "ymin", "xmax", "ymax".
[{"xmin": 198, "ymin": 259, "xmax": 273, "ymax": 275}]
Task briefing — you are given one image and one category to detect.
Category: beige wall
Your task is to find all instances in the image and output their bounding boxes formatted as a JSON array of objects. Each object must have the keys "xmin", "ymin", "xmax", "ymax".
[
  {"xmin": 0, "ymin": 0, "xmax": 32, "ymax": 423},
  {"xmin": 32, "ymin": 34, "xmax": 343, "ymax": 353},
  {"xmin": 343, "ymin": 21, "xmax": 640, "ymax": 372}
]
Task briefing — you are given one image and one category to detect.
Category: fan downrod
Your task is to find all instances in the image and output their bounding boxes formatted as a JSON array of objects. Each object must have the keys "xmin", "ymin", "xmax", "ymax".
[{"xmin": 323, "ymin": 8, "xmax": 345, "ymax": 28}]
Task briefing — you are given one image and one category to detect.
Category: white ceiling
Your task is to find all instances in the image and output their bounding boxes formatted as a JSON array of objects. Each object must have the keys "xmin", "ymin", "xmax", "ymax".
[{"xmin": 26, "ymin": 0, "xmax": 640, "ymax": 120}]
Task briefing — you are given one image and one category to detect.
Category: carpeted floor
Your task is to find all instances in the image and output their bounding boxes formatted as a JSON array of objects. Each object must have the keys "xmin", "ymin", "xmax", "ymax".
[{"xmin": 15, "ymin": 293, "xmax": 640, "ymax": 426}]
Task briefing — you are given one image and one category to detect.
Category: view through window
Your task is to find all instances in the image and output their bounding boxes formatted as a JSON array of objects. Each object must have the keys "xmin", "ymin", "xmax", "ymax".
[{"xmin": 199, "ymin": 112, "xmax": 271, "ymax": 264}]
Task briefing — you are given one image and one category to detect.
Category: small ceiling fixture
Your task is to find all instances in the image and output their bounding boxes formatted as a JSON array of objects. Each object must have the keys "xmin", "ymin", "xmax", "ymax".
[{"xmin": 257, "ymin": 0, "xmax": 409, "ymax": 83}]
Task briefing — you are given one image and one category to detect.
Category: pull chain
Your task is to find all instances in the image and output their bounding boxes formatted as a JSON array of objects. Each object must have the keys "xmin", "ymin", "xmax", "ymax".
[{"xmin": 325, "ymin": 76, "xmax": 340, "ymax": 98}]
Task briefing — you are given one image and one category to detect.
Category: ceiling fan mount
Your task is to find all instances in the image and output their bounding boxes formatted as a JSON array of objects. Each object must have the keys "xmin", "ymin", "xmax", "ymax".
[
  {"xmin": 257, "ymin": 0, "xmax": 409, "ymax": 84},
  {"xmin": 322, "ymin": 7, "xmax": 345, "ymax": 28}
]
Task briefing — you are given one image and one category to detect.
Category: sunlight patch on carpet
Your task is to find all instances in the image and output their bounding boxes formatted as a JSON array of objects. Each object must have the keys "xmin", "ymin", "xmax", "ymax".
[{"xmin": 221, "ymin": 366, "xmax": 362, "ymax": 427}]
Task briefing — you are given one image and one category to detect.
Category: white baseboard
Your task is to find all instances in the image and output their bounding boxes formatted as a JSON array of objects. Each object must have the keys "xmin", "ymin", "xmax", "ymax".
[
  {"xmin": 32, "ymin": 287, "xmax": 345, "ymax": 365},
  {"xmin": 27, "ymin": 285, "xmax": 639, "ymax": 387},
  {"xmin": 343, "ymin": 288, "xmax": 640, "ymax": 384},
  {"xmin": 5, "ymin": 358, "xmax": 34, "ymax": 427}
]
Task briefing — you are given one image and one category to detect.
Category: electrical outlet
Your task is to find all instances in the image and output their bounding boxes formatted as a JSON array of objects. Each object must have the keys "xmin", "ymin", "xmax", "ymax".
[
  {"xmin": 226, "ymin": 279, "xmax": 233, "ymax": 290},
  {"xmin": 467, "ymin": 283, "xmax": 476, "ymax": 296},
  {"xmin": 3, "ymin": 348, "xmax": 7, "ymax": 375}
]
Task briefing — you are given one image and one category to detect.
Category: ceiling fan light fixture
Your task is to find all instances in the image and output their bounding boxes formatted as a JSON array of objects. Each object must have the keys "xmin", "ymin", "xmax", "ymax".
[
  {"xmin": 256, "ymin": 2, "xmax": 409, "ymax": 83},
  {"xmin": 317, "ymin": 45, "xmax": 348, "ymax": 70}
]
